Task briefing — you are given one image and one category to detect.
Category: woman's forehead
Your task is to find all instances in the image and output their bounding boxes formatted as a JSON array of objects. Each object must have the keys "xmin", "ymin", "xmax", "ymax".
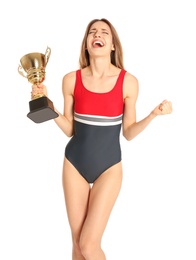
[{"xmin": 89, "ymin": 21, "xmax": 111, "ymax": 31}]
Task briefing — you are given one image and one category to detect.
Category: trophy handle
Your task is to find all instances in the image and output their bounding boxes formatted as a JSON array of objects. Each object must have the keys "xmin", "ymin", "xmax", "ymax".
[
  {"xmin": 18, "ymin": 65, "xmax": 27, "ymax": 78},
  {"xmin": 44, "ymin": 46, "xmax": 51, "ymax": 66}
]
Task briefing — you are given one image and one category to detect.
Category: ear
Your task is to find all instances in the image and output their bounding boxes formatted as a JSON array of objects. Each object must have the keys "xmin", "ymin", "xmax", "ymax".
[{"xmin": 112, "ymin": 44, "xmax": 115, "ymax": 51}]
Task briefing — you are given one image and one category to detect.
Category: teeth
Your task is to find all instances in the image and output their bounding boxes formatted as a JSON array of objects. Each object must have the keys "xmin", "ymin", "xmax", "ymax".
[{"xmin": 93, "ymin": 41, "xmax": 104, "ymax": 46}]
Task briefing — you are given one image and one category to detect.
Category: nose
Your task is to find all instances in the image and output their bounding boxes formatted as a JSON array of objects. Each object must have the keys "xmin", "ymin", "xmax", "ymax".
[{"xmin": 94, "ymin": 31, "xmax": 101, "ymax": 37}]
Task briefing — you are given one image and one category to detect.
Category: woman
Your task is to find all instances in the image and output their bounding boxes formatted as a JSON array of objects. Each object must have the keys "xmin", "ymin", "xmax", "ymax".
[{"xmin": 32, "ymin": 18, "xmax": 172, "ymax": 260}]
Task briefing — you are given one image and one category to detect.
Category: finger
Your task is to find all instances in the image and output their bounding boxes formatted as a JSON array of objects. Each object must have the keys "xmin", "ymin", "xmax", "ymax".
[
  {"xmin": 161, "ymin": 99, "xmax": 168, "ymax": 105},
  {"xmin": 162, "ymin": 103, "xmax": 172, "ymax": 113},
  {"xmin": 32, "ymin": 85, "xmax": 38, "ymax": 91},
  {"xmin": 159, "ymin": 103, "xmax": 163, "ymax": 111},
  {"xmin": 37, "ymin": 84, "xmax": 44, "ymax": 89}
]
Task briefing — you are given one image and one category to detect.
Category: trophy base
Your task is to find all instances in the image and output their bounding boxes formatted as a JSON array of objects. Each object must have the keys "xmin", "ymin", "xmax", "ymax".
[{"xmin": 27, "ymin": 96, "xmax": 59, "ymax": 123}]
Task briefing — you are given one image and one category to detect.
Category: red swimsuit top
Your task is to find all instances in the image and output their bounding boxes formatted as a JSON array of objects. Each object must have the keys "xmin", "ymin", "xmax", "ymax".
[{"xmin": 74, "ymin": 69, "xmax": 126, "ymax": 117}]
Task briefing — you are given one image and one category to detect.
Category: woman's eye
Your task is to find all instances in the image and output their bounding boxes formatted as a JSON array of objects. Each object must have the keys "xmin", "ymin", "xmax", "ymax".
[{"xmin": 88, "ymin": 31, "xmax": 109, "ymax": 35}]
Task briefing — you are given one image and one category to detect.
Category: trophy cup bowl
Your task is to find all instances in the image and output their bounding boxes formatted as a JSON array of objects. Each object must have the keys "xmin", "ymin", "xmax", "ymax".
[{"xmin": 18, "ymin": 47, "xmax": 59, "ymax": 123}]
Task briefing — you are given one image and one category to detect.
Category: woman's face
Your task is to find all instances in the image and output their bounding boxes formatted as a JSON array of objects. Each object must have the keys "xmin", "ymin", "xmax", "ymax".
[{"xmin": 86, "ymin": 21, "xmax": 115, "ymax": 57}]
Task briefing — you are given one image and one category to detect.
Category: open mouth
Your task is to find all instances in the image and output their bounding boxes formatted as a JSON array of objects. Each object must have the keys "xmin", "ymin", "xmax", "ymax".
[{"xmin": 92, "ymin": 40, "xmax": 104, "ymax": 47}]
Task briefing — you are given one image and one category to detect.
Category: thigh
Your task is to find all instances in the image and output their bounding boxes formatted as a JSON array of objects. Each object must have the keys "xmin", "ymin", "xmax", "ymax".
[
  {"xmin": 80, "ymin": 162, "xmax": 123, "ymax": 242},
  {"xmin": 62, "ymin": 158, "xmax": 91, "ymax": 234}
]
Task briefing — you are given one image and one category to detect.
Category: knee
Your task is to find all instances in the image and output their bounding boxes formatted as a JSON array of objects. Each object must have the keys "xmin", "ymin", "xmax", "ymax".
[
  {"xmin": 72, "ymin": 236, "xmax": 83, "ymax": 256},
  {"xmin": 72, "ymin": 232, "xmax": 94, "ymax": 258},
  {"xmin": 79, "ymin": 237, "xmax": 98, "ymax": 258}
]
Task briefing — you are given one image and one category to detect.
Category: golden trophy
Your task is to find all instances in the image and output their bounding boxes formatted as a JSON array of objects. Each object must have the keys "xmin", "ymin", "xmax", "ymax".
[{"xmin": 18, "ymin": 46, "xmax": 59, "ymax": 123}]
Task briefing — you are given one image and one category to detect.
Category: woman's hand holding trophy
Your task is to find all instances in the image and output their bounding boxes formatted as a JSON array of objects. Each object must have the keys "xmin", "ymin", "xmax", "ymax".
[{"xmin": 31, "ymin": 84, "xmax": 48, "ymax": 100}]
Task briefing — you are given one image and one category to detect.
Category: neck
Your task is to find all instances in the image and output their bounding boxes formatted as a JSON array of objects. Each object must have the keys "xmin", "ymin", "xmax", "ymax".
[{"xmin": 88, "ymin": 57, "xmax": 113, "ymax": 77}]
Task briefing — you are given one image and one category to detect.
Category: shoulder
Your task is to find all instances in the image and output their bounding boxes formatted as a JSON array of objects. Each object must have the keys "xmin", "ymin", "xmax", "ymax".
[
  {"xmin": 123, "ymin": 71, "xmax": 139, "ymax": 98},
  {"xmin": 62, "ymin": 70, "xmax": 78, "ymax": 94},
  {"xmin": 63, "ymin": 70, "xmax": 78, "ymax": 84},
  {"xmin": 124, "ymin": 71, "xmax": 138, "ymax": 86}
]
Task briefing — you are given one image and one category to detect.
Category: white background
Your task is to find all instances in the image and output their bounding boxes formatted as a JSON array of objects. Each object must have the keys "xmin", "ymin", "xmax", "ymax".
[{"xmin": 0, "ymin": 0, "xmax": 195, "ymax": 259}]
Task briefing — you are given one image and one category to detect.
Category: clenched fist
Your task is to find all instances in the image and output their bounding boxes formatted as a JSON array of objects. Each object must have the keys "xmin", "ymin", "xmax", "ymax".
[
  {"xmin": 152, "ymin": 100, "xmax": 173, "ymax": 116},
  {"xmin": 31, "ymin": 84, "xmax": 48, "ymax": 99}
]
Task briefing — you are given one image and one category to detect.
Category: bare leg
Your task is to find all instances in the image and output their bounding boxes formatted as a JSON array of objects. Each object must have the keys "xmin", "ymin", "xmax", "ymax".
[
  {"xmin": 79, "ymin": 162, "xmax": 123, "ymax": 260},
  {"xmin": 62, "ymin": 158, "xmax": 91, "ymax": 260}
]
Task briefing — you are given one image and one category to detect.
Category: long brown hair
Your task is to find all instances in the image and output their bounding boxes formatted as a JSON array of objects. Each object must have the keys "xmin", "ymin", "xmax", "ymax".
[{"xmin": 79, "ymin": 18, "xmax": 124, "ymax": 69}]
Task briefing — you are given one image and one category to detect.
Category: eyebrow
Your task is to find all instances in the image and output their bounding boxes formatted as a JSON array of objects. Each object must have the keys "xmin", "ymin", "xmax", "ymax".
[{"xmin": 90, "ymin": 28, "xmax": 109, "ymax": 32}]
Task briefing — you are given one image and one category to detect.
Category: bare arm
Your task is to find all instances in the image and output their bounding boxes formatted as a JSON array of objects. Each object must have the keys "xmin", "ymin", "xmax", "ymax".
[
  {"xmin": 31, "ymin": 71, "xmax": 75, "ymax": 137},
  {"xmin": 122, "ymin": 72, "xmax": 173, "ymax": 141},
  {"xmin": 53, "ymin": 71, "xmax": 76, "ymax": 137}
]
